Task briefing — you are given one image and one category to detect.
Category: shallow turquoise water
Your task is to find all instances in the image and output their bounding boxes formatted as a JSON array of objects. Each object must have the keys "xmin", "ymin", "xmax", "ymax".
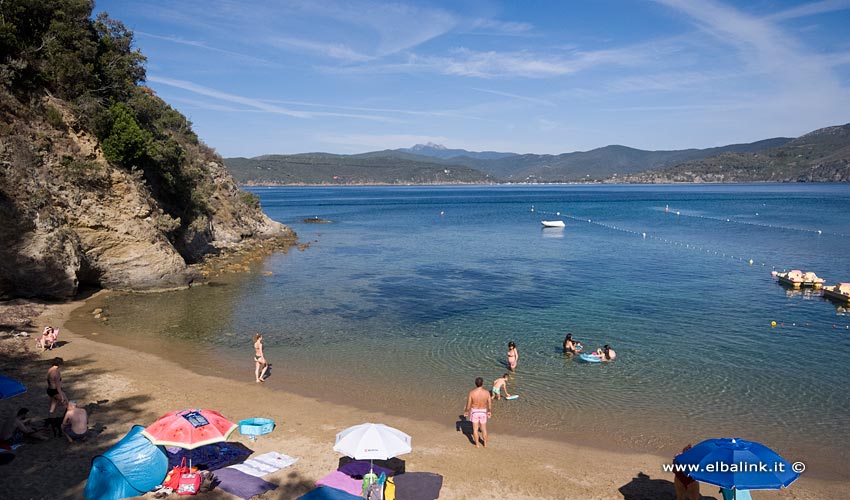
[{"xmin": 78, "ymin": 184, "xmax": 850, "ymax": 478}]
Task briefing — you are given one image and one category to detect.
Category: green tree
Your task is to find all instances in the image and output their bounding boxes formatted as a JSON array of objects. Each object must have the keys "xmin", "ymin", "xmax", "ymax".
[{"xmin": 101, "ymin": 102, "xmax": 150, "ymax": 168}]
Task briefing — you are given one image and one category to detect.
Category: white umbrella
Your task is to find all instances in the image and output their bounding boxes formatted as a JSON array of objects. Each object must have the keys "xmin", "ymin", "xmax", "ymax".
[{"xmin": 333, "ymin": 423, "xmax": 412, "ymax": 461}]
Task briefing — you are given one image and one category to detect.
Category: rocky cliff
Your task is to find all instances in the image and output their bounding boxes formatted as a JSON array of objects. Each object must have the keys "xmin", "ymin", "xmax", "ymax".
[{"xmin": 0, "ymin": 1, "xmax": 294, "ymax": 300}]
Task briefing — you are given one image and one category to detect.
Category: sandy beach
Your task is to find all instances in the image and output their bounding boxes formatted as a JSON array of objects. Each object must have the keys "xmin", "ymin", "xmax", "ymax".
[{"xmin": 0, "ymin": 298, "xmax": 845, "ymax": 500}]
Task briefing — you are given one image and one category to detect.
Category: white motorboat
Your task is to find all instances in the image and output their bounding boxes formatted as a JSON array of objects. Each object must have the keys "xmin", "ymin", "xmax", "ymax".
[{"xmin": 541, "ymin": 220, "xmax": 565, "ymax": 228}]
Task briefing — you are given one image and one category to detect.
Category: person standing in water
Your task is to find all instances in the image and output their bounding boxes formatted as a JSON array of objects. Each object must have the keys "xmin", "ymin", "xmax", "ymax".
[
  {"xmin": 253, "ymin": 333, "xmax": 269, "ymax": 382},
  {"xmin": 507, "ymin": 341, "xmax": 519, "ymax": 371},
  {"xmin": 563, "ymin": 333, "xmax": 583, "ymax": 354},
  {"xmin": 463, "ymin": 377, "xmax": 491, "ymax": 448}
]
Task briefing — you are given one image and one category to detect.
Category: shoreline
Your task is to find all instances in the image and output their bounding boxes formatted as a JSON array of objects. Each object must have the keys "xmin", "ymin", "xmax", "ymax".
[{"xmin": 0, "ymin": 297, "xmax": 845, "ymax": 499}]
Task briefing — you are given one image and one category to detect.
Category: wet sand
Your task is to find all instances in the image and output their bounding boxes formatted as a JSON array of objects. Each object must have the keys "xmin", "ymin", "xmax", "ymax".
[{"xmin": 0, "ymin": 297, "xmax": 844, "ymax": 500}]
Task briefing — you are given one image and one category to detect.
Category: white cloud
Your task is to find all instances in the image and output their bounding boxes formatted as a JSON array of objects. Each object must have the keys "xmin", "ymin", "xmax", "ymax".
[
  {"xmin": 290, "ymin": 0, "xmax": 458, "ymax": 56},
  {"xmin": 470, "ymin": 87, "xmax": 555, "ymax": 106},
  {"xmin": 269, "ymin": 36, "xmax": 373, "ymax": 62},
  {"xmin": 767, "ymin": 0, "xmax": 850, "ymax": 22},
  {"xmin": 135, "ymin": 31, "xmax": 275, "ymax": 65},
  {"xmin": 147, "ymin": 76, "xmax": 401, "ymax": 122},
  {"xmin": 467, "ymin": 18, "xmax": 534, "ymax": 35}
]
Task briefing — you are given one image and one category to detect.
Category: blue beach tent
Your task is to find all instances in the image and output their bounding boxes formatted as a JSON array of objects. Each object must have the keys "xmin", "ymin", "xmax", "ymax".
[
  {"xmin": 0, "ymin": 374, "xmax": 26, "ymax": 399},
  {"xmin": 84, "ymin": 425, "xmax": 168, "ymax": 500}
]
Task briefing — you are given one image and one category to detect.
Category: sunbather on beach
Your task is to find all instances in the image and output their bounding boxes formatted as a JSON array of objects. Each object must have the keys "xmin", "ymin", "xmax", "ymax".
[
  {"xmin": 37, "ymin": 326, "xmax": 58, "ymax": 350},
  {"xmin": 62, "ymin": 400, "xmax": 88, "ymax": 443},
  {"xmin": 491, "ymin": 373, "xmax": 511, "ymax": 400},
  {"xmin": 463, "ymin": 377, "xmax": 491, "ymax": 448},
  {"xmin": 563, "ymin": 333, "xmax": 583, "ymax": 354},
  {"xmin": 253, "ymin": 333, "xmax": 269, "ymax": 382},
  {"xmin": 46, "ymin": 357, "xmax": 65, "ymax": 415},
  {"xmin": 507, "ymin": 341, "xmax": 518, "ymax": 371}
]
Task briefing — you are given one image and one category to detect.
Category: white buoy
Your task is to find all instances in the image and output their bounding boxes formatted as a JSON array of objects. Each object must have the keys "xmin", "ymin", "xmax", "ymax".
[
  {"xmin": 817, "ymin": 230, "xmax": 822, "ymax": 235},
  {"xmin": 556, "ymin": 212, "xmax": 560, "ymax": 216}
]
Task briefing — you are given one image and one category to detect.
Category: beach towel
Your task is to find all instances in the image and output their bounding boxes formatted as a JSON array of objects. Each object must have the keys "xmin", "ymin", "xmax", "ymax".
[
  {"xmin": 227, "ymin": 451, "xmax": 298, "ymax": 477},
  {"xmin": 315, "ymin": 470, "xmax": 363, "ymax": 496},
  {"xmin": 212, "ymin": 467, "xmax": 277, "ymax": 500},
  {"xmin": 338, "ymin": 460, "xmax": 395, "ymax": 478},
  {"xmin": 338, "ymin": 456, "xmax": 406, "ymax": 475},
  {"xmin": 297, "ymin": 486, "xmax": 362, "ymax": 500},
  {"xmin": 393, "ymin": 472, "xmax": 443, "ymax": 500}
]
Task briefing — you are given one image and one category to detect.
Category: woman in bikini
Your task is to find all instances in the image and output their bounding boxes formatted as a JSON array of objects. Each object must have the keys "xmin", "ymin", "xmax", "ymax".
[
  {"xmin": 507, "ymin": 341, "xmax": 518, "ymax": 372},
  {"xmin": 563, "ymin": 333, "xmax": 583, "ymax": 354},
  {"xmin": 253, "ymin": 333, "xmax": 269, "ymax": 383}
]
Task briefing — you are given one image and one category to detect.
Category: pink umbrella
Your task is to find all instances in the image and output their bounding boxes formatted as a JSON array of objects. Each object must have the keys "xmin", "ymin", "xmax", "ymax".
[{"xmin": 142, "ymin": 409, "xmax": 237, "ymax": 449}]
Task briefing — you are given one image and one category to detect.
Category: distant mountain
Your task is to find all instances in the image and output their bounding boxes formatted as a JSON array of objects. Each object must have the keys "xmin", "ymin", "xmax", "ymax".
[
  {"xmin": 443, "ymin": 138, "xmax": 793, "ymax": 181},
  {"xmin": 618, "ymin": 124, "xmax": 850, "ymax": 183},
  {"xmin": 223, "ymin": 126, "xmax": 850, "ymax": 185},
  {"xmin": 398, "ymin": 143, "xmax": 518, "ymax": 161},
  {"xmin": 226, "ymin": 152, "xmax": 493, "ymax": 185}
]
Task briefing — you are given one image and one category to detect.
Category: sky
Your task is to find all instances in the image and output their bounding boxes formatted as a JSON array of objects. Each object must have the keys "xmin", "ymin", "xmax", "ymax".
[{"xmin": 94, "ymin": 0, "xmax": 850, "ymax": 157}]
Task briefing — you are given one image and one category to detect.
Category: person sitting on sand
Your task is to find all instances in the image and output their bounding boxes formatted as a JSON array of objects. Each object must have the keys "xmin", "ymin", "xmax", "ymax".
[
  {"xmin": 592, "ymin": 344, "xmax": 616, "ymax": 361},
  {"xmin": 491, "ymin": 373, "xmax": 512, "ymax": 400},
  {"xmin": 253, "ymin": 333, "xmax": 269, "ymax": 383},
  {"xmin": 563, "ymin": 333, "xmax": 583, "ymax": 354},
  {"xmin": 62, "ymin": 400, "xmax": 88, "ymax": 443},
  {"xmin": 1, "ymin": 408, "xmax": 49, "ymax": 444},
  {"xmin": 38, "ymin": 326, "xmax": 58, "ymax": 350}
]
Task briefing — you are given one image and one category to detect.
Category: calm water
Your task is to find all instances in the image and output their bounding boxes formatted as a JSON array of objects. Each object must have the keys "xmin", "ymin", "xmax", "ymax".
[{"xmin": 71, "ymin": 184, "xmax": 850, "ymax": 479}]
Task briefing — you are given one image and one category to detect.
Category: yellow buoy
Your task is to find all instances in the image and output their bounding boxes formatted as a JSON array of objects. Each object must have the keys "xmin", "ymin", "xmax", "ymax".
[
  {"xmin": 771, "ymin": 321, "xmax": 777, "ymax": 328},
  {"xmin": 749, "ymin": 259, "xmax": 753, "ymax": 265}
]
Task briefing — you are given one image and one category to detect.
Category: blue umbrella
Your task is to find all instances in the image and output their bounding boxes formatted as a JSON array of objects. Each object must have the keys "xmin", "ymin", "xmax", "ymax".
[
  {"xmin": 675, "ymin": 438, "xmax": 800, "ymax": 494},
  {"xmin": 0, "ymin": 374, "xmax": 26, "ymax": 399}
]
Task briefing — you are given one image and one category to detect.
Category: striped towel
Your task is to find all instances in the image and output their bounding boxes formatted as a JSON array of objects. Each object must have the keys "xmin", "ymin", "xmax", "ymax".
[{"xmin": 227, "ymin": 452, "xmax": 298, "ymax": 477}]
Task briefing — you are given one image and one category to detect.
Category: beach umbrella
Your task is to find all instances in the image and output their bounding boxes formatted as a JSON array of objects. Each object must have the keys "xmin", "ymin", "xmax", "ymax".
[
  {"xmin": 0, "ymin": 374, "xmax": 26, "ymax": 399},
  {"xmin": 333, "ymin": 423, "xmax": 411, "ymax": 461},
  {"xmin": 142, "ymin": 409, "xmax": 237, "ymax": 450},
  {"xmin": 674, "ymin": 437, "xmax": 800, "ymax": 498}
]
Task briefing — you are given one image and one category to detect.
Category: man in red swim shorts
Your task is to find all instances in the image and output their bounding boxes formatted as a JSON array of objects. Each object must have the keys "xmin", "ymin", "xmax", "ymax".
[{"xmin": 463, "ymin": 377, "xmax": 492, "ymax": 448}]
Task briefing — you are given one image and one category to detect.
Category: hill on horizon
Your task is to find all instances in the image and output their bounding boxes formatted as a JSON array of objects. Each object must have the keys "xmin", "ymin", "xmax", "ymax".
[
  {"xmin": 620, "ymin": 123, "xmax": 850, "ymax": 183},
  {"xmin": 225, "ymin": 132, "xmax": 846, "ymax": 185}
]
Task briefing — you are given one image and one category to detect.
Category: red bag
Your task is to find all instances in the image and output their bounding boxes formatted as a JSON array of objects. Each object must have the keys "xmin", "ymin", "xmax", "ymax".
[
  {"xmin": 163, "ymin": 458, "xmax": 189, "ymax": 489},
  {"xmin": 177, "ymin": 472, "xmax": 201, "ymax": 495}
]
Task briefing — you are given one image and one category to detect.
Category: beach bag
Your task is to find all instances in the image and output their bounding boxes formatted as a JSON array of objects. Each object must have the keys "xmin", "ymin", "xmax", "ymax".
[
  {"xmin": 384, "ymin": 476, "xmax": 395, "ymax": 500},
  {"xmin": 177, "ymin": 471, "xmax": 201, "ymax": 495},
  {"xmin": 164, "ymin": 458, "xmax": 189, "ymax": 489},
  {"xmin": 364, "ymin": 481, "xmax": 383, "ymax": 500}
]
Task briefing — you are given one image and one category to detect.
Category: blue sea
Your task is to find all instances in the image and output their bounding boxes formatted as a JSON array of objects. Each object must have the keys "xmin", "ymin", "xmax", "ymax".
[{"xmin": 72, "ymin": 184, "xmax": 850, "ymax": 479}]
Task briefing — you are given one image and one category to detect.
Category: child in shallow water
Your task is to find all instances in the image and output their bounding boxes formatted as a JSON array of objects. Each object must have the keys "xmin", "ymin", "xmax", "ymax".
[{"xmin": 491, "ymin": 373, "xmax": 511, "ymax": 400}]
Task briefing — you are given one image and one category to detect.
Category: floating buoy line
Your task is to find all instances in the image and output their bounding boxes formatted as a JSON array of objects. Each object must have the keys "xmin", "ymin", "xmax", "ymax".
[
  {"xmin": 531, "ymin": 204, "xmax": 850, "ymax": 330},
  {"xmin": 663, "ymin": 205, "xmax": 850, "ymax": 239},
  {"xmin": 531, "ymin": 205, "xmax": 778, "ymax": 268}
]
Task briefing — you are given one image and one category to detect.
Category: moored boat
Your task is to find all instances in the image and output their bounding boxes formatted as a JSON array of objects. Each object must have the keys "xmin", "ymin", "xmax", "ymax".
[
  {"xmin": 823, "ymin": 283, "xmax": 850, "ymax": 304},
  {"xmin": 541, "ymin": 220, "xmax": 565, "ymax": 228},
  {"xmin": 772, "ymin": 269, "xmax": 825, "ymax": 288}
]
